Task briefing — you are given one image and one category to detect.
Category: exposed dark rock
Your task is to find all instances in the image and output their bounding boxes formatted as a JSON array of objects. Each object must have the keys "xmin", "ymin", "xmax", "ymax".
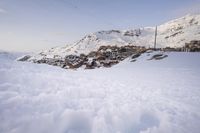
[
  {"xmin": 64, "ymin": 55, "xmax": 85, "ymax": 69},
  {"xmin": 130, "ymin": 59, "xmax": 137, "ymax": 62},
  {"xmin": 154, "ymin": 55, "xmax": 168, "ymax": 60},
  {"xmin": 17, "ymin": 55, "xmax": 31, "ymax": 61},
  {"xmin": 98, "ymin": 30, "xmax": 121, "ymax": 35},
  {"xmin": 185, "ymin": 40, "xmax": 200, "ymax": 52},
  {"xmin": 162, "ymin": 47, "xmax": 183, "ymax": 52},
  {"xmin": 124, "ymin": 29, "xmax": 141, "ymax": 37},
  {"xmin": 148, "ymin": 54, "xmax": 168, "ymax": 60},
  {"xmin": 131, "ymin": 53, "xmax": 141, "ymax": 59},
  {"xmin": 165, "ymin": 31, "xmax": 184, "ymax": 39},
  {"xmin": 85, "ymin": 59, "xmax": 99, "ymax": 69},
  {"xmin": 19, "ymin": 45, "xmax": 147, "ymax": 69}
]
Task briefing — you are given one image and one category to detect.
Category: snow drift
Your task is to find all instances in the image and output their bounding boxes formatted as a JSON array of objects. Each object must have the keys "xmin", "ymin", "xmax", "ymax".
[{"xmin": 0, "ymin": 52, "xmax": 200, "ymax": 133}]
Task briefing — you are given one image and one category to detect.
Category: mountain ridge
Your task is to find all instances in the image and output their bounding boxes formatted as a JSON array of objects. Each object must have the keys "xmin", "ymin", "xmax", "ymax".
[{"xmin": 18, "ymin": 14, "xmax": 200, "ymax": 69}]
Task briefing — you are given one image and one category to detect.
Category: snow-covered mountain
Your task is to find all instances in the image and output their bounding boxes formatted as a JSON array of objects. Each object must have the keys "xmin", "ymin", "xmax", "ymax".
[{"xmin": 24, "ymin": 14, "xmax": 200, "ymax": 61}]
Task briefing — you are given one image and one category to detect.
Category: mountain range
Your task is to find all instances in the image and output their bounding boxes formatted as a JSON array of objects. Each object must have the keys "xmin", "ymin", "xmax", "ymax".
[{"xmin": 18, "ymin": 14, "xmax": 200, "ymax": 69}]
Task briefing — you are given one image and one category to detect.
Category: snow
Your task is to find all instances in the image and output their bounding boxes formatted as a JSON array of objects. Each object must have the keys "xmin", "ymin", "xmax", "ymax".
[{"xmin": 0, "ymin": 52, "xmax": 200, "ymax": 133}]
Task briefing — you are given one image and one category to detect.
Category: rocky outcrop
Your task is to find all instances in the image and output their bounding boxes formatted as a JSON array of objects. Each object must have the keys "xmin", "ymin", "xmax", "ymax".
[
  {"xmin": 148, "ymin": 53, "xmax": 168, "ymax": 60},
  {"xmin": 87, "ymin": 46, "xmax": 141, "ymax": 68},
  {"xmin": 17, "ymin": 55, "xmax": 31, "ymax": 61},
  {"xmin": 18, "ymin": 45, "xmax": 147, "ymax": 69},
  {"xmin": 123, "ymin": 29, "xmax": 141, "ymax": 37},
  {"xmin": 185, "ymin": 40, "xmax": 200, "ymax": 52}
]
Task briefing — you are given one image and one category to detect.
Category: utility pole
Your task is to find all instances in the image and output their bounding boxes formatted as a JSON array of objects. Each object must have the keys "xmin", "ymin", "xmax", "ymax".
[{"xmin": 154, "ymin": 26, "xmax": 157, "ymax": 50}]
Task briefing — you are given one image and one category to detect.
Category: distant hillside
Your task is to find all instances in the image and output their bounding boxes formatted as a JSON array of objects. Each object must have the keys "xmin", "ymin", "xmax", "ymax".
[{"xmin": 18, "ymin": 14, "xmax": 200, "ymax": 69}]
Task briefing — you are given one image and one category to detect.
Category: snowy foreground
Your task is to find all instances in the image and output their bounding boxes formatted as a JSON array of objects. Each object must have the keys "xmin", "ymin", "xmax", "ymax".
[{"xmin": 0, "ymin": 52, "xmax": 200, "ymax": 133}]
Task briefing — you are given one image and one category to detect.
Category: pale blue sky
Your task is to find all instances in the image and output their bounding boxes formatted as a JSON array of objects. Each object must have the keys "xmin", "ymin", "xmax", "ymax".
[{"xmin": 0, "ymin": 0, "xmax": 200, "ymax": 52}]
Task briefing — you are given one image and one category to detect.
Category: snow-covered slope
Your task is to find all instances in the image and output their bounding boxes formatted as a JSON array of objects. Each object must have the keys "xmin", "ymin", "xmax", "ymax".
[
  {"xmin": 1, "ymin": 52, "xmax": 200, "ymax": 133},
  {"xmin": 27, "ymin": 14, "xmax": 200, "ymax": 61},
  {"xmin": 158, "ymin": 14, "xmax": 200, "ymax": 48}
]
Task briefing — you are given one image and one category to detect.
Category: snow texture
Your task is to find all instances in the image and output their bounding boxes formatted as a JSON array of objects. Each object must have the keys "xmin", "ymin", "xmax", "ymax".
[{"xmin": 0, "ymin": 52, "xmax": 200, "ymax": 133}]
